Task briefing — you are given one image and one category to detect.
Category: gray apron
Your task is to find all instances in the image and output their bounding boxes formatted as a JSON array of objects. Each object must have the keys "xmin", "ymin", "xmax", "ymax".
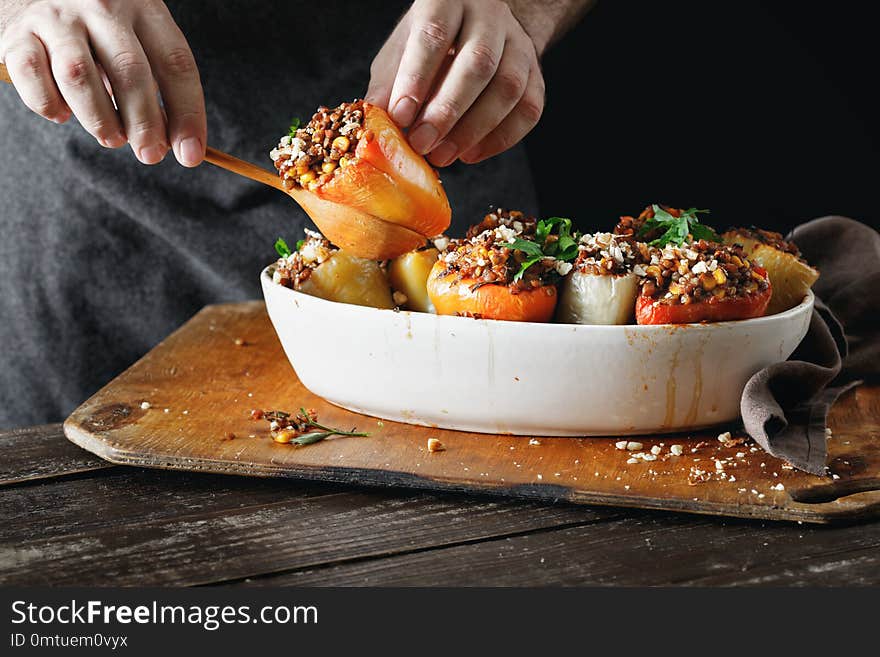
[{"xmin": 0, "ymin": 1, "xmax": 537, "ymax": 428}]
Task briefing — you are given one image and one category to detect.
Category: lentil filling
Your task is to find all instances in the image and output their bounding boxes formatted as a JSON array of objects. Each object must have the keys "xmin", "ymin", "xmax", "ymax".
[
  {"xmin": 724, "ymin": 226, "xmax": 806, "ymax": 261},
  {"xmin": 437, "ymin": 209, "xmax": 565, "ymax": 293},
  {"xmin": 270, "ymin": 100, "xmax": 370, "ymax": 192},
  {"xmin": 614, "ymin": 205, "xmax": 685, "ymax": 242},
  {"xmin": 638, "ymin": 240, "xmax": 770, "ymax": 306},
  {"xmin": 575, "ymin": 232, "xmax": 650, "ymax": 276},
  {"xmin": 272, "ymin": 229, "xmax": 337, "ymax": 290}
]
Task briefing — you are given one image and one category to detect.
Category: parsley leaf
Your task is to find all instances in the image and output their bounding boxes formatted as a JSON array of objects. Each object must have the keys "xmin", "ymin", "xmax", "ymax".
[
  {"xmin": 295, "ymin": 238, "xmax": 305, "ymax": 251},
  {"xmin": 506, "ymin": 216, "xmax": 580, "ymax": 281},
  {"xmin": 288, "ymin": 118, "xmax": 302, "ymax": 139},
  {"xmin": 639, "ymin": 205, "xmax": 719, "ymax": 246},
  {"xmin": 274, "ymin": 237, "xmax": 292, "ymax": 258}
]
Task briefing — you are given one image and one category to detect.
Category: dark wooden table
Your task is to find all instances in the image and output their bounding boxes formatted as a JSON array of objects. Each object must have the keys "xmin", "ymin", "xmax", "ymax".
[{"xmin": 2, "ymin": 423, "xmax": 878, "ymax": 586}]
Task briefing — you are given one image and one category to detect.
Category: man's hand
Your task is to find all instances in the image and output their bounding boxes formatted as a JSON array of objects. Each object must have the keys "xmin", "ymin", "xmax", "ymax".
[
  {"xmin": 366, "ymin": 0, "xmax": 592, "ymax": 167},
  {"xmin": 0, "ymin": 0, "xmax": 206, "ymax": 166}
]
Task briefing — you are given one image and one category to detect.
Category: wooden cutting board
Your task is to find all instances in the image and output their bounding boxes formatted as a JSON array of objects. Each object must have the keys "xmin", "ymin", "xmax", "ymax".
[{"xmin": 64, "ymin": 301, "xmax": 880, "ymax": 524}]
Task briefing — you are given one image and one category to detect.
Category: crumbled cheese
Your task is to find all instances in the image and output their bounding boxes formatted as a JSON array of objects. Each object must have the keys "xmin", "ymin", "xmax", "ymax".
[
  {"xmin": 140, "ymin": 401, "xmax": 151, "ymax": 410},
  {"xmin": 432, "ymin": 235, "xmax": 450, "ymax": 252},
  {"xmin": 771, "ymin": 483, "xmax": 785, "ymax": 491},
  {"xmin": 670, "ymin": 444, "xmax": 684, "ymax": 456},
  {"xmin": 717, "ymin": 431, "xmax": 732, "ymax": 443},
  {"xmin": 735, "ymin": 452, "xmax": 746, "ymax": 458},
  {"xmin": 529, "ymin": 438, "xmax": 541, "ymax": 446},
  {"xmin": 650, "ymin": 445, "xmax": 662, "ymax": 455},
  {"xmin": 626, "ymin": 441, "xmax": 643, "ymax": 451},
  {"xmin": 555, "ymin": 261, "xmax": 573, "ymax": 276},
  {"xmin": 626, "ymin": 458, "xmax": 639, "ymax": 464},
  {"xmin": 615, "ymin": 440, "xmax": 628, "ymax": 450}
]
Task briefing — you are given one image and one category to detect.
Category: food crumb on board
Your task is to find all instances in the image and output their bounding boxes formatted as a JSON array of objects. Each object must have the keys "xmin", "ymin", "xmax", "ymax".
[
  {"xmin": 528, "ymin": 438, "xmax": 541, "ymax": 446},
  {"xmin": 140, "ymin": 401, "xmax": 151, "ymax": 410},
  {"xmin": 650, "ymin": 445, "xmax": 662, "ymax": 455},
  {"xmin": 427, "ymin": 438, "xmax": 445, "ymax": 453},
  {"xmin": 717, "ymin": 431, "xmax": 732, "ymax": 444},
  {"xmin": 626, "ymin": 441, "xmax": 643, "ymax": 451},
  {"xmin": 670, "ymin": 444, "xmax": 683, "ymax": 456}
]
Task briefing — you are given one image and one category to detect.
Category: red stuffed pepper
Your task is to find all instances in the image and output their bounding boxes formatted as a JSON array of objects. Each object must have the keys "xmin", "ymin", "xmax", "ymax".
[{"xmin": 635, "ymin": 241, "xmax": 772, "ymax": 324}]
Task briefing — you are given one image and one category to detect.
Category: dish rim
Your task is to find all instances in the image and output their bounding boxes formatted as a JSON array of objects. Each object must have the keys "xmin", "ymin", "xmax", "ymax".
[{"xmin": 260, "ymin": 264, "xmax": 814, "ymax": 332}]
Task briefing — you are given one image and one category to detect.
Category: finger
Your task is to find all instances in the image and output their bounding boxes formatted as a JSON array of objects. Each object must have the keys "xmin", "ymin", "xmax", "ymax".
[
  {"xmin": 427, "ymin": 40, "xmax": 530, "ymax": 167},
  {"xmin": 365, "ymin": 16, "xmax": 409, "ymax": 110},
  {"xmin": 87, "ymin": 20, "xmax": 169, "ymax": 163},
  {"xmin": 386, "ymin": 0, "xmax": 463, "ymax": 128},
  {"xmin": 407, "ymin": 14, "xmax": 505, "ymax": 155},
  {"xmin": 37, "ymin": 20, "xmax": 125, "ymax": 148},
  {"xmin": 459, "ymin": 62, "xmax": 544, "ymax": 164},
  {"xmin": 2, "ymin": 35, "xmax": 71, "ymax": 123},
  {"xmin": 134, "ymin": 4, "xmax": 206, "ymax": 167}
]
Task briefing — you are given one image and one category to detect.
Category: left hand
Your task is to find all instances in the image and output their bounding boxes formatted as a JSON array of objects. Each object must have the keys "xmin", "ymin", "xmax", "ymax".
[{"xmin": 366, "ymin": 0, "xmax": 544, "ymax": 167}]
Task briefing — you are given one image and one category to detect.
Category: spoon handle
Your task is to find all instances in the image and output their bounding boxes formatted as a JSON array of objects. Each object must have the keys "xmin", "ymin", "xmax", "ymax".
[
  {"xmin": 204, "ymin": 147, "xmax": 286, "ymax": 192},
  {"xmin": 1, "ymin": 62, "xmax": 284, "ymax": 192}
]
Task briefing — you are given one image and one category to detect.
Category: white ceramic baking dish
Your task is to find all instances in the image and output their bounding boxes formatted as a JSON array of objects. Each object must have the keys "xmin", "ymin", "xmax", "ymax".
[{"xmin": 261, "ymin": 266, "xmax": 813, "ymax": 436}]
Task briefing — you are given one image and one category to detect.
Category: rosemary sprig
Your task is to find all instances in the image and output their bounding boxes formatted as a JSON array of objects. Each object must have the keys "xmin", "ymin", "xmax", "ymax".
[{"xmin": 288, "ymin": 408, "xmax": 368, "ymax": 446}]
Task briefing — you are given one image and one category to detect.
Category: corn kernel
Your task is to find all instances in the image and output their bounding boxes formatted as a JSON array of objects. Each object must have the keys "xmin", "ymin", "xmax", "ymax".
[
  {"xmin": 713, "ymin": 268, "xmax": 727, "ymax": 285},
  {"xmin": 339, "ymin": 156, "xmax": 350, "ymax": 168},
  {"xmin": 699, "ymin": 272, "xmax": 717, "ymax": 290},
  {"xmin": 332, "ymin": 136, "xmax": 350, "ymax": 152},
  {"xmin": 299, "ymin": 171, "xmax": 316, "ymax": 185},
  {"xmin": 273, "ymin": 429, "xmax": 298, "ymax": 444},
  {"xmin": 321, "ymin": 161, "xmax": 337, "ymax": 174}
]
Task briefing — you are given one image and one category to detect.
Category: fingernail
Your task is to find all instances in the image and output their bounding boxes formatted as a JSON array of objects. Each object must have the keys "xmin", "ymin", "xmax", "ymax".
[
  {"xmin": 101, "ymin": 133, "xmax": 126, "ymax": 149},
  {"xmin": 177, "ymin": 136, "xmax": 204, "ymax": 167},
  {"xmin": 408, "ymin": 123, "xmax": 439, "ymax": 155},
  {"xmin": 429, "ymin": 140, "xmax": 458, "ymax": 167},
  {"xmin": 138, "ymin": 144, "xmax": 167, "ymax": 165},
  {"xmin": 391, "ymin": 96, "xmax": 418, "ymax": 127}
]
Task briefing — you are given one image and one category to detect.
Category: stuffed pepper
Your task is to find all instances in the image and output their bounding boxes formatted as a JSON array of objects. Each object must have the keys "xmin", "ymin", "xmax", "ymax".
[
  {"xmin": 556, "ymin": 232, "xmax": 650, "ymax": 324},
  {"xmin": 270, "ymin": 100, "xmax": 451, "ymax": 259},
  {"xmin": 387, "ymin": 237, "xmax": 448, "ymax": 313},
  {"xmin": 273, "ymin": 230, "xmax": 394, "ymax": 309},
  {"xmin": 426, "ymin": 210, "xmax": 573, "ymax": 322},
  {"xmin": 722, "ymin": 227, "xmax": 818, "ymax": 315},
  {"xmin": 635, "ymin": 241, "xmax": 772, "ymax": 324}
]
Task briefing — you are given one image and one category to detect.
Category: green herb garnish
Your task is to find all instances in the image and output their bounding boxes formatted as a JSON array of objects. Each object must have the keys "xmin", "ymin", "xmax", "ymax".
[
  {"xmin": 290, "ymin": 407, "xmax": 368, "ymax": 445},
  {"xmin": 638, "ymin": 205, "xmax": 719, "ymax": 246},
  {"xmin": 274, "ymin": 237, "xmax": 292, "ymax": 258},
  {"xmin": 288, "ymin": 117, "xmax": 302, "ymax": 139},
  {"xmin": 506, "ymin": 216, "xmax": 580, "ymax": 281}
]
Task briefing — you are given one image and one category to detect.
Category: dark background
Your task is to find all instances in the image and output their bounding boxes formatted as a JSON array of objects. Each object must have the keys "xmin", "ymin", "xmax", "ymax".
[{"xmin": 526, "ymin": 0, "xmax": 879, "ymax": 234}]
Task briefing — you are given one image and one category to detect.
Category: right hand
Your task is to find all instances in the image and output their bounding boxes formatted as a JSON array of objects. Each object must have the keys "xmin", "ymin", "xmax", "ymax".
[{"xmin": 0, "ymin": 0, "xmax": 206, "ymax": 166}]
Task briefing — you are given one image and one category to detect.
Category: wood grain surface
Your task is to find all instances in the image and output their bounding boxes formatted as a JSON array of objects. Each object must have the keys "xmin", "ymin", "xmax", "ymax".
[
  {"xmin": 2, "ymin": 424, "xmax": 879, "ymax": 586},
  {"xmin": 63, "ymin": 301, "xmax": 880, "ymax": 524}
]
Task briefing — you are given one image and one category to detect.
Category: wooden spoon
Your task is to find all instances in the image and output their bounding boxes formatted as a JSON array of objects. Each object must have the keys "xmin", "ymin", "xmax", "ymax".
[
  {"xmin": 0, "ymin": 62, "xmax": 433, "ymax": 258},
  {"xmin": 0, "ymin": 62, "xmax": 284, "ymax": 192}
]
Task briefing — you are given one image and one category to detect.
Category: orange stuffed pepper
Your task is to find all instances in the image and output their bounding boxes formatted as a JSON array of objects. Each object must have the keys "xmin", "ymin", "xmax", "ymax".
[
  {"xmin": 271, "ymin": 100, "xmax": 451, "ymax": 259},
  {"xmin": 426, "ymin": 210, "xmax": 564, "ymax": 323}
]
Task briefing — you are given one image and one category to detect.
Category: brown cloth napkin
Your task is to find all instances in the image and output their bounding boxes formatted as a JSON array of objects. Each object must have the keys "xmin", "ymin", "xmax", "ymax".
[{"xmin": 741, "ymin": 216, "xmax": 880, "ymax": 474}]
